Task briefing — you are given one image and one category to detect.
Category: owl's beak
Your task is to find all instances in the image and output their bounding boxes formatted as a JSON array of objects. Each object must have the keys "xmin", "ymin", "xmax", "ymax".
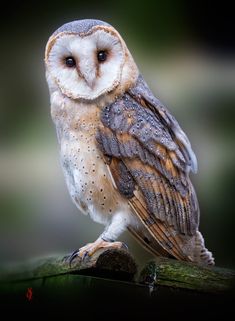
[{"xmin": 77, "ymin": 61, "xmax": 96, "ymax": 89}]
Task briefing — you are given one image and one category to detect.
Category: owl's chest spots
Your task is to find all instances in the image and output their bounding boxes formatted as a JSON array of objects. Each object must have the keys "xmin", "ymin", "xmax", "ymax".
[{"xmin": 58, "ymin": 105, "xmax": 121, "ymax": 224}]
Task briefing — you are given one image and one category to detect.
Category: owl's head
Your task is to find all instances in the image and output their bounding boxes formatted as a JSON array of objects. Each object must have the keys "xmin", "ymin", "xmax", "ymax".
[{"xmin": 45, "ymin": 19, "xmax": 139, "ymax": 101}]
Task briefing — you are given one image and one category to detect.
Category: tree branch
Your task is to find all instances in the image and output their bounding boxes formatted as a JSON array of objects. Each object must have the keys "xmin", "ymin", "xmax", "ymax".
[
  {"xmin": 1, "ymin": 249, "xmax": 234, "ymax": 294},
  {"xmin": 0, "ymin": 247, "xmax": 137, "ymax": 283},
  {"xmin": 139, "ymin": 257, "xmax": 235, "ymax": 293}
]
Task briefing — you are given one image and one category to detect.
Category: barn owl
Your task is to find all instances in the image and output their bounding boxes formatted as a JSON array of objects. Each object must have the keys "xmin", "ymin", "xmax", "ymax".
[{"xmin": 45, "ymin": 19, "xmax": 214, "ymax": 266}]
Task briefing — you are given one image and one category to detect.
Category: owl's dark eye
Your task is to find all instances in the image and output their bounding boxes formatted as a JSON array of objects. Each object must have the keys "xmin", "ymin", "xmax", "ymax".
[
  {"xmin": 65, "ymin": 57, "xmax": 76, "ymax": 67},
  {"xmin": 97, "ymin": 51, "xmax": 107, "ymax": 62}
]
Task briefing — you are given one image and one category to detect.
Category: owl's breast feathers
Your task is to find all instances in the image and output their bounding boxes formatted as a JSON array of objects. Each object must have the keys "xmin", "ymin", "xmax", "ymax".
[{"xmin": 96, "ymin": 75, "xmax": 201, "ymax": 261}]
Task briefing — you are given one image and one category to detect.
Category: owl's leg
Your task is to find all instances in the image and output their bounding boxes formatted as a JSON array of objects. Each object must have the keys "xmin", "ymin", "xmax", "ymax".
[{"xmin": 68, "ymin": 213, "xmax": 128, "ymax": 265}]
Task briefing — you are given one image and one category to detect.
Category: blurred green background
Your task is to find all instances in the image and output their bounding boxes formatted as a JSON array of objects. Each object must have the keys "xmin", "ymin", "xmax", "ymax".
[{"xmin": 0, "ymin": 1, "xmax": 234, "ymax": 269}]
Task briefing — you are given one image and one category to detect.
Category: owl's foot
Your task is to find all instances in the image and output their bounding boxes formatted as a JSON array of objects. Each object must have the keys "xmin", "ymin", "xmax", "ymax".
[{"xmin": 68, "ymin": 238, "xmax": 127, "ymax": 266}]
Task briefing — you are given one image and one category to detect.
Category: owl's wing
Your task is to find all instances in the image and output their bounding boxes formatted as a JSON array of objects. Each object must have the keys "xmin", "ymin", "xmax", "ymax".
[
  {"xmin": 96, "ymin": 75, "xmax": 199, "ymax": 261},
  {"xmin": 129, "ymin": 75, "xmax": 198, "ymax": 174}
]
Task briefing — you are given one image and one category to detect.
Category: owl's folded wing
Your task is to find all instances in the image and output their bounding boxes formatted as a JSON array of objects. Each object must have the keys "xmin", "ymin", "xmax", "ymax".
[
  {"xmin": 129, "ymin": 75, "xmax": 198, "ymax": 174},
  {"xmin": 96, "ymin": 79, "xmax": 199, "ymax": 260}
]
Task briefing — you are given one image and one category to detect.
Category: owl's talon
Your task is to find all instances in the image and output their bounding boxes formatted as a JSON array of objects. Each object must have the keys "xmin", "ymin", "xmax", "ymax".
[
  {"xmin": 62, "ymin": 251, "xmax": 77, "ymax": 263},
  {"xmin": 68, "ymin": 250, "xmax": 80, "ymax": 267},
  {"xmin": 82, "ymin": 251, "xmax": 89, "ymax": 260},
  {"xmin": 121, "ymin": 242, "xmax": 129, "ymax": 250},
  {"xmin": 68, "ymin": 239, "xmax": 125, "ymax": 265}
]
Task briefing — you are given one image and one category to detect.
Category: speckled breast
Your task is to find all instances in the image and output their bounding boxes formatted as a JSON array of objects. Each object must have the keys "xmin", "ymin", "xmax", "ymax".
[{"xmin": 54, "ymin": 101, "xmax": 124, "ymax": 225}]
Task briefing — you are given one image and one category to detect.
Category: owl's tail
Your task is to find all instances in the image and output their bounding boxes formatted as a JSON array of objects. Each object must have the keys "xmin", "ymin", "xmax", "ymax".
[{"xmin": 193, "ymin": 231, "xmax": 215, "ymax": 266}]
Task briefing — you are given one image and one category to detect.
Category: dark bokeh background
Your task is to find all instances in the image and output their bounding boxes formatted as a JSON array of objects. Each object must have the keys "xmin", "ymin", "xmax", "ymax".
[{"xmin": 0, "ymin": 1, "xmax": 234, "ymax": 269}]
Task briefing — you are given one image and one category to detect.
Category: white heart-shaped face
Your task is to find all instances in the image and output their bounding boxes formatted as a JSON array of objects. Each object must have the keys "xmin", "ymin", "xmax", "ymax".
[{"xmin": 46, "ymin": 28, "xmax": 125, "ymax": 100}]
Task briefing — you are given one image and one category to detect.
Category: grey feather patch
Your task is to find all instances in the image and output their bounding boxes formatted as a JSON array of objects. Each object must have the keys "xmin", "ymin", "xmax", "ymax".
[
  {"xmin": 52, "ymin": 19, "xmax": 111, "ymax": 37},
  {"xmin": 129, "ymin": 75, "xmax": 198, "ymax": 173},
  {"xmin": 115, "ymin": 162, "xmax": 135, "ymax": 198}
]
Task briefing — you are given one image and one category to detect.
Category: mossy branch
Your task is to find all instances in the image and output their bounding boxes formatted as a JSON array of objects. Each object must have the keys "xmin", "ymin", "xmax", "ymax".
[
  {"xmin": 0, "ymin": 248, "xmax": 234, "ymax": 294},
  {"xmin": 139, "ymin": 257, "xmax": 235, "ymax": 293},
  {"xmin": 0, "ymin": 247, "xmax": 137, "ymax": 283}
]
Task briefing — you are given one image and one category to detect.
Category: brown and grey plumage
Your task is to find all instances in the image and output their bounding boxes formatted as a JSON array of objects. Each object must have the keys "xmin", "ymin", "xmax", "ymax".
[{"xmin": 45, "ymin": 19, "xmax": 214, "ymax": 266}]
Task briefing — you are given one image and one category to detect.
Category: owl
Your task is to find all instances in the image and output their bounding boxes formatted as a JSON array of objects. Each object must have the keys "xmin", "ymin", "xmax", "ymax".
[{"xmin": 45, "ymin": 19, "xmax": 214, "ymax": 266}]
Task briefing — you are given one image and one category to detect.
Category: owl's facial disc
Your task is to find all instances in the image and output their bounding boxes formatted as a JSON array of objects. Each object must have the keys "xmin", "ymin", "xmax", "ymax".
[{"xmin": 46, "ymin": 27, "xmax": 125, "ymax": 100}]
